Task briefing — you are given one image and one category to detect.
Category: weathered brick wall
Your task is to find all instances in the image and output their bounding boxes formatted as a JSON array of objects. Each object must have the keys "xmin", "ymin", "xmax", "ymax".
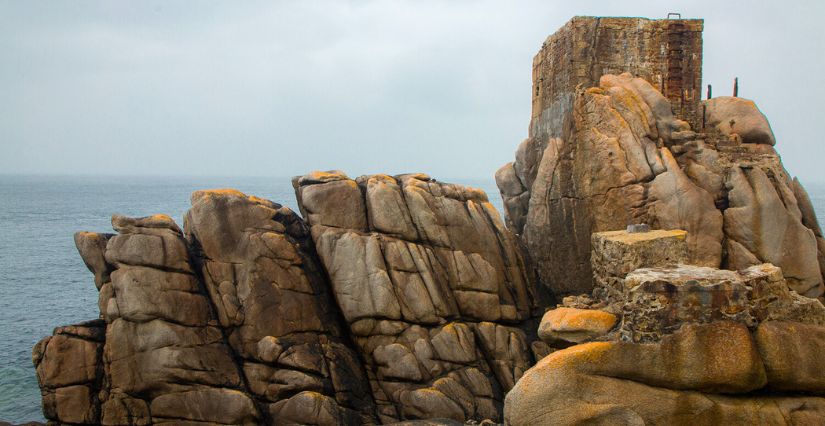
[{"xmin": 529, "ymin": 16, "xmax": 703, "ymax": 138}]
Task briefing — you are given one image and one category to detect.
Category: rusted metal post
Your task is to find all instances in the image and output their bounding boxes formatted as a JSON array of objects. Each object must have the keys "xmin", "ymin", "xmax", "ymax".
[
  {"xmin": 707, "ymin": 84, "xmax": 712, "ymax": 100},
  {"xmin": 733, "ymin": 78, "xmax": 738, "ymax": 97},
  {"xmin": 702, "ymin": 104, "xmax": 706, "ymax": 130}
]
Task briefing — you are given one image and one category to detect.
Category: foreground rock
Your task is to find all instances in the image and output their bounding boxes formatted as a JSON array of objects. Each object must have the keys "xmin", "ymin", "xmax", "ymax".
[
  {"xmin": 507, "ymin": 321, "xmax": 825, "ymax": 425},
  {"xmin": 294, "ymin": 171, "xmax": 545, "ymax": 423},
  {"xmin": 497, "ymin": 17, "xmax": 825, "ymax": 300},
  {"xmin": 505, "ymin": 228, "xmax": 825, "ymax": 425}
]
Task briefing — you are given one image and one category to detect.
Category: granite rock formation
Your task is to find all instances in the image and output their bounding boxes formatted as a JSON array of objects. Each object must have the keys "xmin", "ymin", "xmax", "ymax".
[
  {"xmin": 497, "ymin": 71, "xmax": 825, "ymax": 299},
  {"xmin": 293, "ymin": 171, "xmax": 544, "ymax": 423},
  {"xmin": 505, "ymin": 229, "xmax": 825, "ymax": 425},
  {"xmin": 34, "ymin": 176, "xmax": 543, "ymax": 424},
  {"xmin": 34, "ymin": 199, "xmax": 380, "ymax": 425}
]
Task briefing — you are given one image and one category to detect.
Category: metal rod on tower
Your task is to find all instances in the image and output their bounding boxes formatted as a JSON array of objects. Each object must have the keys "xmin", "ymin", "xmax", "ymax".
[{"xmin": 733, "ymin": 78, "xmax": 738, "ymax": 97}]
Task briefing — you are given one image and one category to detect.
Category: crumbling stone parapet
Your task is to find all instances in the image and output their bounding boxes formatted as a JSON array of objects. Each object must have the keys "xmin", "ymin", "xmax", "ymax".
[
  {"xmin": 590, "ymin": 228, "xmax": 688, "ymax": 302},
  {"xmin": 620, "ymin": 263, "xmax": 825, "ymax": 343}
]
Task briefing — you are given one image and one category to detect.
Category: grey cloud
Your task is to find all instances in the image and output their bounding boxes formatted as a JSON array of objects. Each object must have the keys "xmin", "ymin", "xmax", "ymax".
[{"xmin": 1, "ymin": 0, "xmax": 823, "ymax": 182}]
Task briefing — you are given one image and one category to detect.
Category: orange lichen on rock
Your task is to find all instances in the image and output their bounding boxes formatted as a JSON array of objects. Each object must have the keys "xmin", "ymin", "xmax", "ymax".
[{"xmin": 537, "ymin": 307, "xmax": 617, "ymax": 344}]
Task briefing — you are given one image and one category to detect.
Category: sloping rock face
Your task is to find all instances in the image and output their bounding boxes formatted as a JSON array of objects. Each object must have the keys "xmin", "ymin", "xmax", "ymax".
[
  {"xmin": 505, "ymin": 229, "xmax": 825, "ymax": 425},
  {"xmin": 497, "ymin": 72, "xmax": 825, "ymax": 299},
  {"xmin": 34, "ymin": 199, "xmax": 378, "ymax": 425},
  {"xmin": 184, "ymin": 190, "xmax": 378, "ymax": 424},
  {"xmin": 293, "ymin": 171, "xmax": 544, "ymax": 423}
]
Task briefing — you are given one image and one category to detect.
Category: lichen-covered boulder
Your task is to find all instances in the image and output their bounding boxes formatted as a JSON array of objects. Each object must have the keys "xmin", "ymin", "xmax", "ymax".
[
  {"xmin": 505, "ymin": 321, "xmax": 825, "ymax": 426},
  {"xmin": 537, "ymin": 307, "xmax": 616, "ymax": 345}
]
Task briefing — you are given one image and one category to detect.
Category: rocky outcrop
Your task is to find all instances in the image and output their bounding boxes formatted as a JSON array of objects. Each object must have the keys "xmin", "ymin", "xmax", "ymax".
[
  {"xmin": 498, "ymin": 72, "xmax": 825, "ymax": 299},
  {"xmin": 293, "ymin": 171, "xmax": 544, "ymax": 423},
  {"xmin": 505, "ymin": 229, "xmax": 825, "ymax": 425},
  {"xmin": 34, "ymin": 177, "xmax": 542, "ymax": 424},
  {"xmin": 34, "ymin": 199, "xmax": 379, "ymax": 425}
]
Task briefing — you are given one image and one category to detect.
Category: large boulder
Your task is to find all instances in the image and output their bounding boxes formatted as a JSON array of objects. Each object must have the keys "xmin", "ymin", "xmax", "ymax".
[
  {"xmin": 704, "ymin": 96, "xmax": 776, "ymax": 145},
  {"xmin": 506, "ymin": 322, "xmax": 825, "ymax": 425},
  {"xmin": 498, "ymin": 72, "xmax": 824, "ymax": 299},
  {"xmin": 32, "ymin": 320, "xmax": 105, "ymax": 425},
  {"xmin": 294, "ymin": 171, "xmax": 545, "ymax": 423}
]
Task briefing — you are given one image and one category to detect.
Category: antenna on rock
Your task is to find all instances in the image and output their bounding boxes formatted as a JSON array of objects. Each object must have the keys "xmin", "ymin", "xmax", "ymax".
[
  {"xmin": 667, "ymin": 12, "xmax": 682, "ymax": 19},
  {"xmin": 733, "ymin": 77, "xmax": 739, "ymax": 97},
  {"xmin": 707, "ymin": 84, "xmax": 712, "ymax": 100}
]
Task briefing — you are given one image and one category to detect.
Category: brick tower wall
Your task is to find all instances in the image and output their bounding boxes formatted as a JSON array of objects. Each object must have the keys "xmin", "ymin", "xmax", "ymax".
[{"xmin": 529, "ymin": 16, "xmax": 704, "ymax": 139}]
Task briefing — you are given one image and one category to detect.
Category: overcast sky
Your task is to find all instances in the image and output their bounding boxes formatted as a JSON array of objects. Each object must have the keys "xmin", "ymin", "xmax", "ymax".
[{"xmin": 2, "ymin": 1, "xmax": 824, "ymax": 182}]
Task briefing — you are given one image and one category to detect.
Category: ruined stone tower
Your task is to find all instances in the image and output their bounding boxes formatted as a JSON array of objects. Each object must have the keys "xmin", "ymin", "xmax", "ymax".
[{"xmin": 530, "ymin": 16, "xmax": 704, "ymax": 138}]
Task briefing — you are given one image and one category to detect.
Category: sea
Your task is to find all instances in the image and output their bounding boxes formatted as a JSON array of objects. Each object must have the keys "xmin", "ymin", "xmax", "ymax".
[{"xmin": 1, "ymin": 175, "xmax": 824, "ymax": 423}]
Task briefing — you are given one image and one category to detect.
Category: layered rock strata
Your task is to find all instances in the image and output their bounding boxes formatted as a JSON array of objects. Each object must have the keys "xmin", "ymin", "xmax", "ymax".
[
  {"xmin": 498, "ymin": 71, "xmax": 825, "ymax": 299},
  {"xmin": 506, "ymin": 229, "xmax": 825, "ymax": 425},
  {"xmin": 293, "ymin": 171, "xmax": 544, "ymax": 423}
]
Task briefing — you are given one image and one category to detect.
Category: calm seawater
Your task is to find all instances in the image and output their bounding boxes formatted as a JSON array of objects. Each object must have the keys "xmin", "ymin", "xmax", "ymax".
[{"xmin": 0, "ymin": 174, "xmax": 504, "ymax": 423}]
